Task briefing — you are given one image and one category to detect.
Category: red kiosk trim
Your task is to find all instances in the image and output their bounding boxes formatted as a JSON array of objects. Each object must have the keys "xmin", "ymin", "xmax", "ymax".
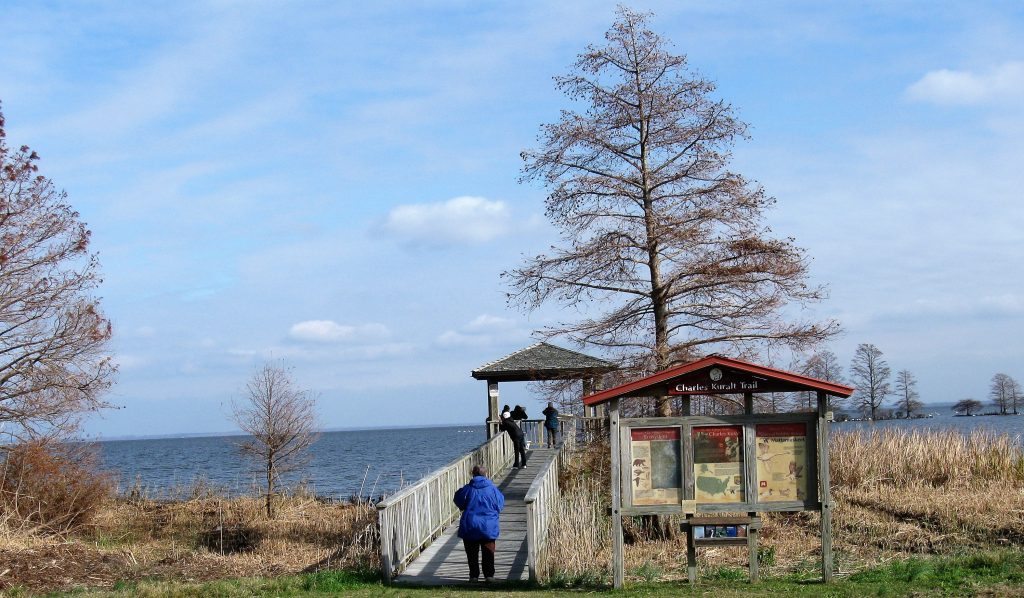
[{"xmin": 582, "ymin": 354, "xmax": 853, "ymax": 406}]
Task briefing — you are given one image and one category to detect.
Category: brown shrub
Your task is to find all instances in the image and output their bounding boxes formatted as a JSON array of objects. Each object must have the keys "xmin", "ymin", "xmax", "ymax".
[{"xmin": 0, "ymin": 440, "xmax": 113, "ymax": 534}]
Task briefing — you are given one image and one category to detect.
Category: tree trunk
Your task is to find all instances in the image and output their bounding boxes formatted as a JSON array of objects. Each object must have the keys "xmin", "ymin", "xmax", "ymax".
[{"xmin": 266, "ymin": 456, "xmax": 274, "ymax": 518}]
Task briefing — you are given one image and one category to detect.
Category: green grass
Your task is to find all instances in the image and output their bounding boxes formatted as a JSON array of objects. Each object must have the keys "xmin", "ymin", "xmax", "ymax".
[{"xmin": 9, "ymin": 551, "xmax": 1024, "ymax": 598}]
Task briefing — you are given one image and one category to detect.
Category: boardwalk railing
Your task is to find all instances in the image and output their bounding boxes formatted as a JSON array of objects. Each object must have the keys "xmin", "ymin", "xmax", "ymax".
[
  {"xmin": 377, "ymin": 431, "xmax": 515, "ymax": 581},
  {"xmin": 524, "ymin": 439, "xmax": 570, "ymax": 582},
  {"xmin": 507, "ymin": 415, "xmax": 606, "ymax": 451}
]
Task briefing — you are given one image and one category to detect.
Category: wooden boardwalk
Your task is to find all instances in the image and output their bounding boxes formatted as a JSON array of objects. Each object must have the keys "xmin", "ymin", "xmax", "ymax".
[{"xmin": 394, "ymin": 448, "xmax": 556, "ymax": 586}]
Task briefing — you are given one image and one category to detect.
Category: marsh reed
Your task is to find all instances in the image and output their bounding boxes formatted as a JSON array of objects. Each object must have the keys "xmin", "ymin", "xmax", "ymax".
[{"xmin": 831, "ymin": 427, "xmax": 1024, "ymax": 488}]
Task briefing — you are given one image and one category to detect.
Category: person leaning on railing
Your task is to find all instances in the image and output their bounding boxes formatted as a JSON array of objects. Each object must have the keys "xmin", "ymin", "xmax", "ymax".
[
  {"xmin": 453, "ymin": 464, "xmax": 505, "ymax": 583},
  {"xmin": 500, "ymin": 410, "xmax": 528, "ymax": 468}
]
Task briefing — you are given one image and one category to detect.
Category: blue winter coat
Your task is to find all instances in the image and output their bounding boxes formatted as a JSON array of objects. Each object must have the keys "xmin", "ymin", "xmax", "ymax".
[{"xmin": 453, "ymin": 476, "xmax": 505, "ymax": 541}]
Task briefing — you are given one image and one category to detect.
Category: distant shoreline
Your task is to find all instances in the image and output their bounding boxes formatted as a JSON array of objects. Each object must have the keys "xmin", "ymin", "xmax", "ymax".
[{"xmin": 96, "ymin": 422, "xmax": 485, "ymax": 443}]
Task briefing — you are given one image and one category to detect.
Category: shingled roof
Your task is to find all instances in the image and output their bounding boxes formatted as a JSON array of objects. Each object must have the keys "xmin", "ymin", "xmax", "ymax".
[{"xmin": 471, "ymin": 342, "xmax": 617, "ymax": 381}]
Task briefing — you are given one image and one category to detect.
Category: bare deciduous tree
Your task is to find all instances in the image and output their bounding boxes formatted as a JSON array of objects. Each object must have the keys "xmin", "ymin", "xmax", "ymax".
[
  {"xmin": 231, "ymin": 363, "xmax": 319, "ymax": 518},
  {"xmin": 849, "ymin": 343, "xmax": 890, "ymax": 419},
  {"xmin": 952, "ymin": 398, "xmax": 982, "ymax": 416},
  {"xmin": 799, "ymin": 349, "xmax": 845, "ymax": 411},
  {"xmin": 894, "ymin": 369, "xmax": 922, "ymax": 418},
  {"xmin": 0, "ymin": 106, "xmax": 114, "ymax": 441},
  {"xmin": 505, "ymin": 8, "xmax": 838, "ymax": 416},
  {"xmin": 989, "ymin": 373, "xmax": 1016, "ymax": 415}
]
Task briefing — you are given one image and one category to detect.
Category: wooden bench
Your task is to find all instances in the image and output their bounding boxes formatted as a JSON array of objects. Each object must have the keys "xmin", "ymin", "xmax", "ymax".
[{"xmin": 680, "ymin": 515, "xmax": 762, "ymax": 583}]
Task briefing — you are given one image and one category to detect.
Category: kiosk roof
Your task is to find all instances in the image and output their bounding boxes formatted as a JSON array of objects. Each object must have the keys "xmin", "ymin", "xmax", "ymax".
[{"xmin": 582, "ymin": 354, "xmax": 854, "ymax": 406}]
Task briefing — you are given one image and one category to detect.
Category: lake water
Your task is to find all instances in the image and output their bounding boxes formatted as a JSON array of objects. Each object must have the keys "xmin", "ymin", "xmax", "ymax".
[
  {"xmin": 98, "ymin": 410, "xmax": 1022, "ymax": 500},
  {"xmin": 99, "ymin": 424, "xmax": 487, "ymax": 500},
  {"xmin": 834, "ymin": 406, "xmax": 1023, "ymax": 438}
]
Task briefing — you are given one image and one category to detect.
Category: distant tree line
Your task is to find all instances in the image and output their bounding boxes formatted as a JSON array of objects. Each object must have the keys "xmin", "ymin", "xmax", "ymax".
[
  {"xmin": 795, "ymin": 342, "xmax": 1020, "ymax": 419},
  {"xmin": 796, "ymin": 343, "xmax": 921, "ymax": 420},
  {"xmin": 949, "ymin": 374, "xmax": 1021, "ymax": 417}
]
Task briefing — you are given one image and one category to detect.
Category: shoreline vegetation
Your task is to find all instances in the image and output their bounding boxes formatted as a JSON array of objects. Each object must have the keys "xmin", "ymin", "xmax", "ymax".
[{"xmin": 1, "ymin": 428, "xmax": 1022, "ymax": 596}]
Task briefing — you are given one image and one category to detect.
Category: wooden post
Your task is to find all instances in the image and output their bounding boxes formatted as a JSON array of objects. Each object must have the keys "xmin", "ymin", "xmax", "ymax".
[
  {"xmin": 487, "ymin": 381, "xmax": 499, "ymax": 439},
  {"xmin": 378, "ymin": 508, "xmax": 393, "ymax": 584},
  {"xmin": 744, "ymin": 391, "xmax": 759, "ymax": 582},
  {"xmin": 817, "ymin": 391, "xmax": 833, "ymax": 583},
  {"xmin": 686, "ymin": 520, "xmax": 697, "ymax": 583},
  {"xmin": 609, "ymin": 398, "xmax": 624, "ymax": 589}
]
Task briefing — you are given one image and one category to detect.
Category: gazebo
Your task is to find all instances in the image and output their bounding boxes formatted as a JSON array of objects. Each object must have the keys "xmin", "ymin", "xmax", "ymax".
[{"xmin": 471, "ymin": 342, "xmax": 617, "ymax": 438}]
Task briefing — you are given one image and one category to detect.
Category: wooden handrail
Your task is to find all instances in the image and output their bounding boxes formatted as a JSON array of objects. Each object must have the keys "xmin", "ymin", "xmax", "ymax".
[{"xmin": 523, "ymin": 440, "xmax": 568, "ymax": 582}]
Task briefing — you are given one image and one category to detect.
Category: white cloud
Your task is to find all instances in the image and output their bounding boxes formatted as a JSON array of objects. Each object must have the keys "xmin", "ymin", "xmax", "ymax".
[
  {"xmin": 436, "ymin": 314, "xmax": 529, "ymax": 348},
  {"xmin": 288, "ymin": 320, "xmax": 390, "ymax": 343},
  {"xmin": 381, "ymin": 196, "xmax": 512, "ymax": 246},
  {"xmin": 906, "ymin": 62, "xmax": 1024, "ymax": 106}
]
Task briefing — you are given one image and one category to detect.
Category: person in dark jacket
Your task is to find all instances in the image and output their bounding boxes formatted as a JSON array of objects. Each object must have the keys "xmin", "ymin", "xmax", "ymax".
[
  {"xmin": 500, "ymin": 411, "xmax": 528, "ymax": 468},
  {"xmin": 453, "ymin": 464, "xmax": 505, "ymax": 582},
  {"xmin": 510, "ymin": 405, "xmax": 528, "ymax": 421},
  {"xmin": 542, "ymin": 402, "xmax": 560, "ymax": 448}
]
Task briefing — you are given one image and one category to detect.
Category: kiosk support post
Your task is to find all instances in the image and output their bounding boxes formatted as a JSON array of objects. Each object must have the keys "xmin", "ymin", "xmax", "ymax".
[
  {"xmin": 744, "ymin": 392, "xmax": 759, "ymax": 582},
  {"xmin": 817, "ymin": 390, "xmax": 833, "ymax": 582},
  {"xmin": 610, "ymin": 398, "xmax": 624, "ymax": 589}
]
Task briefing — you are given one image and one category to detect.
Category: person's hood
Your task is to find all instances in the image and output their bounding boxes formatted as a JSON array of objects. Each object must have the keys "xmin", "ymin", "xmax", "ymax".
[{"xmin": 470, "ymin": 476, "xmax": 493, "ymax": 488}]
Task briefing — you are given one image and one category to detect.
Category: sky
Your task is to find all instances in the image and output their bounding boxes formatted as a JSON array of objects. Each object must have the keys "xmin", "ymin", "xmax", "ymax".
[{"xmin": 1, "ymin": 1, "xmax": 1023, "ymax": 438}]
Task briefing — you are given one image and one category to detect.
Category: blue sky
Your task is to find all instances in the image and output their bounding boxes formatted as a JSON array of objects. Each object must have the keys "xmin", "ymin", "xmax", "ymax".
[{"xmin": 2, "ymin": 1, "xmax": 1023, "ymax": 437}]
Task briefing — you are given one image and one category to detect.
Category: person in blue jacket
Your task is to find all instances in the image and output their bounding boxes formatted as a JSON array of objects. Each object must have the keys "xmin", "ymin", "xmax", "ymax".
[{"xmin": 453, "ymin": 464, "xmax": 505, "ymax": 582}]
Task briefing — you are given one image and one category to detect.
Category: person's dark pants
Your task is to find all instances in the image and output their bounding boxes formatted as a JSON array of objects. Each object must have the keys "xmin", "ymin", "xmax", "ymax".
[
  {"xmin": 545, "ymin": 426, "xmax": 558, "ymax": 448},
  {"xmin": 513, "ymin": 436, "xmax": 527, "ymax": 467},
  {"xmin": 463, "ymin": 538, "xmax": 496, "ymax": 579}
]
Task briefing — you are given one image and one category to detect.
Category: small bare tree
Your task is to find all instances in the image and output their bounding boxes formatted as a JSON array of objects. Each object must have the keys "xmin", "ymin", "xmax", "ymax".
[
  {"xmin": 231, "ymin": 363, "xmax": 319, "ymax": 518},
  {"xmin": 849, "ymin": 343, "xmax": 890, "ymax": 419},
  {"xmin": 989, "ymin": 373, "xmax": 1015, "ymax": 415},
  {"xmin": 952, "ymin": 398, "xmax": 982, "ymax": 416},
  {"xmin": 799, "ymin": 349, "xmax": 845, "ymax": 411},
  {"xmin": 0, "ymin": 106, "xmax": 115, "ymax": 441},
  {"xmin": 894, "ymin": 369, "xmax": 922, "ymax": 418}
]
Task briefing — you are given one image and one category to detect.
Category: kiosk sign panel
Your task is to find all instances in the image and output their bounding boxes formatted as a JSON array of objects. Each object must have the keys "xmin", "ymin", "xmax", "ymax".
[
  {"xmin": 629, "ymin": 427, "xmax": 682, "ymax": 506},
  {"xmin": 755, "ymin": 423, "xmax": 809, "ymax": 502},
  {"xmin": 692, "ymin": 425, "xmax": 744, "ymax": 504}
]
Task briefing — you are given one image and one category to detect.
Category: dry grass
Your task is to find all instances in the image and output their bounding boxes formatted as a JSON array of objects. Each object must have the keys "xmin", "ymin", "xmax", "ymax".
[
  {"xmin": 543, "ymin": 428, "xmax": 1024, "ymax": 584},
  {"xmin": 0, "ymin": 489, "xmax": 378, "ymax": 594},
  {"xmin": 832, "ymin": 428, "xmax": 1024, "ymax": 488}
]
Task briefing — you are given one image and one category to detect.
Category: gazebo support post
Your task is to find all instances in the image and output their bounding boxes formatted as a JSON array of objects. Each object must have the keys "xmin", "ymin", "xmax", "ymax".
[
  {"xmin": 817, "ymin": 390, "xmax": 833, "ymax": 582},
  {"xmin": 486, "ymin": 381, "xmax": 499, "ymax": 439},
  {"xmin": 609, "ymin": 397, "xmax": 624, "ymax": 589}
]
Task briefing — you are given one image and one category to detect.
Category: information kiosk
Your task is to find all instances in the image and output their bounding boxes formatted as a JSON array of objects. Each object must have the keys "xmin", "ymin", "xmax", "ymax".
[{"xmin": 580, "ymin": 355, "xmax": 854, "ymax": 588}]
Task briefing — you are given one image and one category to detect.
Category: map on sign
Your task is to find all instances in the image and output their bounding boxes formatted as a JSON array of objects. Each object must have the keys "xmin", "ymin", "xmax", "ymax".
[
  {"xmin": 756, "ymin": 423, "xmax": 809, "ymax": 502},
  {"xmin": 629, "ymin": 427, "xmax": 682, "ymax": 506},
  {"xmin": 692, "ymin": 426, "xmax": 744, "ymax": 503}
]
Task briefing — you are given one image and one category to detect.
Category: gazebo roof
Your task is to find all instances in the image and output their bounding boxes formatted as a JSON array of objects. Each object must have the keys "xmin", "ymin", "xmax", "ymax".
[
  {"xmin": 471, "ymin": 342, "xmax": 617, "ymax": 382},
  {"xmin": 582, "ymin": 354, "xmax": 854, "ymax": 406}
]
